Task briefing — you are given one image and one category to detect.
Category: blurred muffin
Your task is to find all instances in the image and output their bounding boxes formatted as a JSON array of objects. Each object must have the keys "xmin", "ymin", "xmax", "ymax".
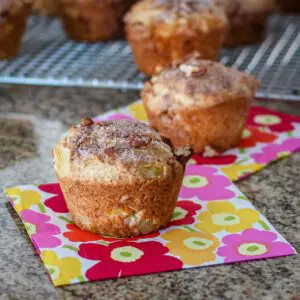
[
  {"xmin": 53, "ymin": 118, "xmax": 191, "ymax": 238},
  {"xmin": 215, "ymin": 0, "xmax": 274, "ymax": 47},
  {"xmin": 125, "ymin": 0, "xmax": 227, "ymax": 76},
  {"xmin": 0, "ymin": 0, "xmax": 31, "ymax": 59},
  {"xmin": 32, "ymin": 0, "xmax": 58, "ymax": 15},
  {"xmin": 142, "ymin": 58, "xmax": 259, "ymax": 154},
  {"xmin": 275, "ymin": 0, "xmax": 300, "ymax": 13},
  {"xmin": 59, "ymin": 0, "xmax": 135, "ymax": 41}
]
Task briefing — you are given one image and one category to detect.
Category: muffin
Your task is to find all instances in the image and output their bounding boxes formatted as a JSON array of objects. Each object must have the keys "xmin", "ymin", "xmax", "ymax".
[
  {"xmin": 32, "ymin": 0, "xmax": 58, "ymax": 15},
  {"xmin": 59, "ymin": 0, "xmax": 135, "ymax": 41},
  {"xmin": 214, "ymin": 0, "xmax": 274, "ymax": 47},
  {"xmin": 275, "ymin": 0, "xmax": 300, "ymax": 13},
  {"xmin": 0, "ymin": 0, "xmax": 31, "ymax": 59},
  {"xmin": 125, "ymin": 0, "xmax": 227, "ymax": 76},
  {"xmin": 142, "ymin": 58, "xmax": 260, "ymax": 154},
  {"xmin": 53, "ymin": 118, "xmax": 191, "ymax": 238}
]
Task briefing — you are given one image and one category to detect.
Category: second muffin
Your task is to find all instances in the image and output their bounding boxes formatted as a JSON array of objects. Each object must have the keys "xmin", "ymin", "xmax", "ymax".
[
  {"xmin": 0, "ymin": 0, "xmax": 31, "ymax": 59},
  {"xmin": 125, "ymin": 0, "xmax": 227, "ymax": 76},
  {"xmin": 142, "ymin": 58, "xmax": 259, "ymax": 154},
  {"xmin": 53, "ymin": 118, "xmax": 191, "ymax": 238},
  {"xmin": 215, "ymin": 0, "xmax": 274, "ymax": 47},
  {"xmin": 59, "ymin": 0, "xmax": 135, "ymax": 41},
  {"xmin": 275, "ymin": 0, "xmax": 300, "ymax": 13}
]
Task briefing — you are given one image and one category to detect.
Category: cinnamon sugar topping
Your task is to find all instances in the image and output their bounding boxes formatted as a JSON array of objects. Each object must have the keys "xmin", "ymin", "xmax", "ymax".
[
  {"xmin": 154, "ymin": 57, "xmax": 260, "ymax": 97},
  {"xmin": 130, "ymin": 135, "xmax": 153, "ymax": 148},
  {"xmin": 65, "ymin": 119, "xmax": 182, "ymax": 165}
]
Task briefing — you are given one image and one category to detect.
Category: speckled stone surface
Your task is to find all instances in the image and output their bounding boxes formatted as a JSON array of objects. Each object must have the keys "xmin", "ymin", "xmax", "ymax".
[{"xmin": 0, "ymin": 84, "xmax": 299, "ymax": 300}]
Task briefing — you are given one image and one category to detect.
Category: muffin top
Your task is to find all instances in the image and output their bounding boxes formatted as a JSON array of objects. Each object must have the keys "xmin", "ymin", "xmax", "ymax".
[
  {"xmin": 54, "ymin": 118, "xmax": 191, "ymax": 181},
  {"xmin": 65, "ymin": 118, "xmax": 190, "ymax": 164},
  {"xmin": 125, "ymin": 0, "xmax": 226, "ymax": 26},
  {"xmin": 143, "ymin": 58, "xmax": 259, "ymax": 109}
]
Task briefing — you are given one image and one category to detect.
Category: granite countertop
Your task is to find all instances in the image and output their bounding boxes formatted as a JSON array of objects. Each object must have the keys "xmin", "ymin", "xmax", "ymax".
[{"xmin": 0, "ymin": 84, "xmax": 299, "ymax": 300}]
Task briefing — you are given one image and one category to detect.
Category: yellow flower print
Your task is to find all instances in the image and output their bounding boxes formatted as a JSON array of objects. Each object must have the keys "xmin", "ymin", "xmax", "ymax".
[
  {"xmin": 41, "ymin": 251, "xmax": 82, "ymax": 286},
  {"xmin": 196, "ymin": 201, "xmax": 260, "ymax": 233},
  {"xmin": 5, "ymin": 187, "xmax": 41, "ymax": 213},
  {"xmin": 128, "ymin": 101, "xmax": 148, "ymax": 121},
  {"xmin": 221, "ymin": 163, "xmax": 263, "ymax": 181},
  {"xmin": 161, "ymin": 228, "xmax": 220, "ymax": 266}
]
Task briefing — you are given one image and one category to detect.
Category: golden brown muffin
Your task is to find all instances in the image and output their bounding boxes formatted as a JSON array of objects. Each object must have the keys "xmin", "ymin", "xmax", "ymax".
[
  {"xmin": 125, "ymin": 0, "xmax": 227, "ymax": 76},
  {"xmin": 275, "ymin": 0, "xmax": 300, "ymax": 13},
  {"xmin": 214, "ymin": 0, "xmax": 274, "ymax": 47},
  {"xmin": 58, "ymin": 0, "xmax": 135, "ymax": 41},
  {"xmin": 53, "ymin": 118, "xmax": 191, "ymax": 238},
  {"xmin": 32, "ymin": 0, "xmax": 58, "ymax": 15},
  {"xmin": 0, "ymin": 0, "xmax": 31, "ymax": 59},
  {"xmin": 142, "ymin": 58, "xmax": 260, "ymax": 154}
]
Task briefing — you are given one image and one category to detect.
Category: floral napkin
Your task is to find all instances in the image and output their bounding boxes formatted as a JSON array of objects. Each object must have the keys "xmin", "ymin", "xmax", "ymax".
[
  {"xmin": 5, "ymin": 168, "xmax": 296, "ymax": 286},
  {"xmin": 5, "ymin": 102, "xmax": 300, "ymax": 286}
]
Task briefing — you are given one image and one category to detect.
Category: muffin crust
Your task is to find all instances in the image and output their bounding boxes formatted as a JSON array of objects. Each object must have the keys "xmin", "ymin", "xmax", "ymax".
[
  {"xmin": 142, "ymin": 58, "xmax": 259, "ymax": 153},
  {"xmin": 54, "ymin": 119, "xmax": 191, "ymax": 237},
  {"xmin": 125, "ymin": 0, "xmax": 227, "ymax": 75},
  {"xmin": 0, "ymin": 0, "xmax": 31, "ymax": 59},
  {"xmin": 215, "ymin": 0, "xmax": 274, "ymax": 47},
  {"xmin": 59, "ymin": 0, "xmax": 135, "ymax": 41}
]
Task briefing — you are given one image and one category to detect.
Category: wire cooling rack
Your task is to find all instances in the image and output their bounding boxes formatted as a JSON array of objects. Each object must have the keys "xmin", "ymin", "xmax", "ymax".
[{"xmin": 0, "ymin": 14, "xmax": 299, "ymax": 100}]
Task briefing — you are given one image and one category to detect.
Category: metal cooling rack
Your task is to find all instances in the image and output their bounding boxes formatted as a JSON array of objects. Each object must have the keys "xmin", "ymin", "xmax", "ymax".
[{"xmin": 0, "ymin": 14, "xmax": 299, "ymax": 100}]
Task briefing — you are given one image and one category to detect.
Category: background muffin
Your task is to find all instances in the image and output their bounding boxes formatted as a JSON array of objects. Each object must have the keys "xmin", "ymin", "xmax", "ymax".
[
  {"xmin": 0, "ymin": 0, "xmax": 31, "ymax": 59},
  {"xmin": 59, "ymin": 0, "xmax": 135, "ymax": 41},
  {"xmin": 275, "ymin": 0, "xmax": 300, "ymax": 13},
  {"xmin": 125, "ymin": 0, "xmax": 227, "ymax": 76},
  {"xmin": 215, "ymin": 0, "xmax": 274, "ymax": 47},
  {"xmin": 32, "ymin": 0, "xmax": 58, "ymax": 15},
  {"xmin": 53, "ymin": 118, "xmax": 191, "ymax": 238},
  {"xmin": 142, "ymin": 58, "xmax": 259, "ymax": 154}
]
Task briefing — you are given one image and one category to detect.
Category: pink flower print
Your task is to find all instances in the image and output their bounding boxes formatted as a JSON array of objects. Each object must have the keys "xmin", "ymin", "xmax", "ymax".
[
  {"xmin": 179, "ymin": 166, "xmax": 235, "ymax": 201},
  {"xmin": 21, "ymin": 210, "xmax": 61, "ymax": 249},
  {"xmin": 247, "ymin": 107, "xmax": 300, "ymax": 132},
  {"xmin": 217, "ymin": 229, "xmax": 295, "ymax": 263},
  {"xmin": 39, "ymin": 184, "xmax": 69, "ymax": 213},
  {"xmin": 251, "ymin": 138, "xmax": 300, "ymax": 164},
  {"xmin": 93, "ymin": 113, "xmax": 134, "ymax": 122}
]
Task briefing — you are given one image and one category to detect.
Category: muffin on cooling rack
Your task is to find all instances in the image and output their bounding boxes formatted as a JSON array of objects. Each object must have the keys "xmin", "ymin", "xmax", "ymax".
[
  {"xmin": 58, "ymin": 0, "xmax": 136, "ymax": 41},
  {"xmin": 142, "ymin": 58, "xmax": 259, "ymax": 154},
  {"xmin": 214, "ymin": 0, "xmax": 274, "ymax": 47},
  {"xmin": 125, "ymin": 0, "xmax": 227, "ymax": 76},
  {"xmin": 0, "ymin": 0, "xmax": 31, "ymax": 59},
  {"xmin": 53, "ymin": 118, "xmax": 191, "ymax": 238},
  {"xmin": 32, "ymin": 0, "xmax": 58, "ymax": 15},
  {"xmin": 275, "ymin": 0, "xmax": 300, "ymax": 13}
]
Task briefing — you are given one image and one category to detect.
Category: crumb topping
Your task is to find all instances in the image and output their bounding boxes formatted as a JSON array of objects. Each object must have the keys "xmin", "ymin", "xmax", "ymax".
[
  {"xmin": 151, "ymin": 58, "xmax": 259, "ymax": 97},
  {"xmin": 155, "ymin": 0, "xmax": 215, "ymax": 14},
  {"xmin": 65, "ymin": 119, "xmax": 190, "ymax": 165},
  {"xmin": 125, "ymin": 0, "xmax": 225, "ymax": 26}
]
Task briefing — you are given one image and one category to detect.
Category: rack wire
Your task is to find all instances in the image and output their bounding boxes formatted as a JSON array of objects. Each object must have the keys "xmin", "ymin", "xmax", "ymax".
[{"xmin": 0, "ymin": 14, "xmax": 299, "ymax": 100}]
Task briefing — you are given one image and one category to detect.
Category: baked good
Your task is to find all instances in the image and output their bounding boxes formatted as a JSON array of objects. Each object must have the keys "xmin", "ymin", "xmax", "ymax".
[
  {"xmin": 142, "ymin": 58, "xmax": 259, "ymax": 154},
  {"xmin": 214, "ymin": 0, "xmax": 274, "ymax": 47},
  {"xmin": 59, "ymin": 0, "xmax": 135, "ymax": 41},
  {"xmin": 125, "ymin": 0, "xmax": 227, "ymax": 76},
  {"xmin": 0, "ymin": 0, "xmax": 31, "ymax": 59},
  {"xmin": 53, "ymin": 118, "xmax": 191, "ymax": 238},
  {"xmin": 275, "ymin": 0, "xmax": 300, "ymax": 13},
  {"xmin": 32, "ymin": 0, "xmax": 58, "ymax": 15}
]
